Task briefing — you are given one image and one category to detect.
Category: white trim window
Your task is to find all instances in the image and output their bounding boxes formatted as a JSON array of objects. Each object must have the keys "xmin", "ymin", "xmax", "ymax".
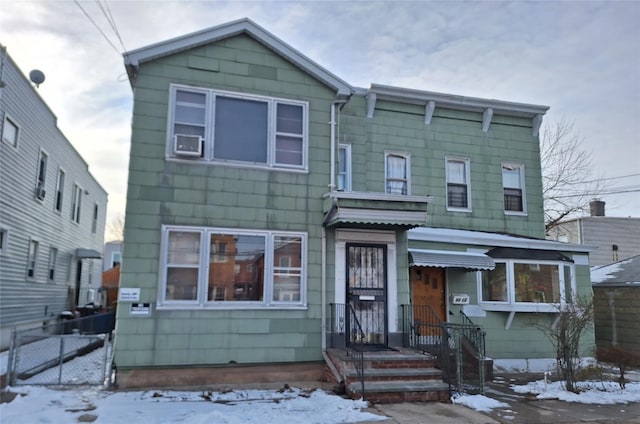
[
  {"xmin": 91, "ymin": 203, "xmax": 99, "ymax": 234},
  {"xmin": 55, "ymin": 169, "xmax": 65, "ymax": 212},
  {"xmin": 111, "ymin": 251, "xmax": 121, "ymax": 268},
  {"xmin": 168, "ymin": 85, "xmax": 308, "ymax": 170},
  {"xmin": 385, "ymin": 152, "xmax": 410, "ymax": 195},
  {"xmin": 337, "ymin": 144, "xmax": 352, "ymax": 191},
  {"xmin": 48, "ymin": 247, "xmax": 58, "ymax": 281},
  {"xmin": 478, "ymin": 260, "xmax": 576, "ymax": 312},
  {"xmin": 160, "ymin": 226, "xmax": 307, "ymax": 308},
  {"xmin": 446, "ymin": 157, "xmax": 471, "ymax": 211},
  {"xmin": 0, "ymin": 228, "xmax": 7, "ymax": 255},
  {"xmin": 71, "ymin": 183, "xmax": 82, "ymax": 223},
  {"xmin": 27, "ymin": 239, "xmax": 39, "ymax": 278},
  {"xmin": 502, "ymin": 162, "xmax": 526, "ymax": 214},
  {"xmin": 2, "ymin": 115, "xmax": 19, "ymax": 148},
  {"xmin": 35, "ymin": 149, "xmax": 48, "ymax": 201}
]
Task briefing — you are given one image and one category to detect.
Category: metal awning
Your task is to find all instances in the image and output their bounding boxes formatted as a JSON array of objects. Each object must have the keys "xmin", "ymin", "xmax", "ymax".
[
  {"xmin": 486, "ymin": 247, "xmax": 573, "ymax": 262},
  {"xmin": 75, "ymin": 248, "xmax": 102, "ymax": 259},
  {"xmin": 409, "ymin": 249, "xmax": 495, "ymax": 270},
  {"xmin": 324, "ymin": 208, "xmax": 428, "ymax": 229}
]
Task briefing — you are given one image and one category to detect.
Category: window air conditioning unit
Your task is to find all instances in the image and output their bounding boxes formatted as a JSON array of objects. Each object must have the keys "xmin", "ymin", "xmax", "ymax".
[
  {"xmin": 174, "ymin": 134, "xmax": 203, "ymax": 157},
  {"xmin": 35, "ymin": 185, "xmax": 46, "ymax": 200}
]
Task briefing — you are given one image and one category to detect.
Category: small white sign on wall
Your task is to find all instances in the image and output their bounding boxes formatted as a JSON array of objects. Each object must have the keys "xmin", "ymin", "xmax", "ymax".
[
  {"xmin": 450, "ymin": 293, "xmax": 470, "ymax": 304},
  {"xmin": 130, "ymin": 303, "xmax": 152, "ymax": 316},
  {"xmin": 119, "ymin": 288, "xmax": 141, "ymax": 302}
]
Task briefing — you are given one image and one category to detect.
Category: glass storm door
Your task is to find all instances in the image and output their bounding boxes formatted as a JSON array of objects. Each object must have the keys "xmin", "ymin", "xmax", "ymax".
[{"xmin": 346, "ymin": 244, "xmax": 388, "ymax": 347}]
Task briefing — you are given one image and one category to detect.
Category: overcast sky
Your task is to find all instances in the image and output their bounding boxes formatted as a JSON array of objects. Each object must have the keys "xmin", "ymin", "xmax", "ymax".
[{"xmin": 2, "ymin": 0, "xmax": 639, "ymax": 231}]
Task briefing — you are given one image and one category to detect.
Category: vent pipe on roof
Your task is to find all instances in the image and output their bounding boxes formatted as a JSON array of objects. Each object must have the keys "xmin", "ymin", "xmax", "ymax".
[{"xmin": 590, "ymin": 199, "xmax": 605, "ymax": 217}]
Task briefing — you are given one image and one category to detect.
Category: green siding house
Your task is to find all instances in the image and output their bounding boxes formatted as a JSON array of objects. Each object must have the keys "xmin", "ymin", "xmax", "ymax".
[{"xmin": 115, "ymin": 18, "xmax": 594, "ymax": 387}]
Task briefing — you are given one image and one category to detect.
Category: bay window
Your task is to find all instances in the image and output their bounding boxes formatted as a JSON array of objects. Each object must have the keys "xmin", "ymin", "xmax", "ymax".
[
  {"xmin": 168, "ymin": 85, "xmax": 308, "ymax": 170},
  {"xmin": 479, "ymin": 259, "xmax": 575, "ymax": 312},
  {"xmin": 160, "ymin": 226, "xmax": 306, "ymax": 308}
]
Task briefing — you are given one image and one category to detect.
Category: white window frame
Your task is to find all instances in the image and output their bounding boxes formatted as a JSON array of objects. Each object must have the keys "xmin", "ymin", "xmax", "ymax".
[
  {"xmin": 158, "ymin": 225, "xmax": 307, "ymax": 309},
  {"xmin": 111, "ymin": 251, "xmax": 121, "ymax": 268},
  {"xmin": 92, "ymin": 203, "xmax": 99, "ymax": 234},
  {"xmin": 385, "ymin": 151, "xmax": 411, "ymax": 195},
  {"xmin": 35, "ymin": 148, "xmax": 48, "ymax": 202},
  {"xmin": 2, "ymin": 115, "xmax": 19, "ymax": 148},
  {"xmin": 0, "ymin": 228, "xmax": 7, "ymax": 255},
  {"xmin": 502, "ymin": 162, "xmax": 527, "ymax": 215},
  {"xmin": 54, "ymin": 168, "xmax": 66, "ymax": 213},
  {"xmin": 446, "ymin": 156, "xmax": 471, "ymax": 212},
  {"xmin": 167, "ymin": 85, "xmax": 309, "ymax": 171},
  {"xmin": 48, "ymin": 247, "xmax": 58, "ymax": 281},
  {"xmin": 337, "ymin": 143, "xmax": 352, "ymax": 191},
  {"xmin": 478, "ymin": 259, "xmax": 576, "ymax": 312},
  {"xmin": 71, "ymin": 183, "xmax": 82, "ymax": 224},
  {"xmin": 27, "ymin": 238, "xmax": 39, "ymax": 279}
]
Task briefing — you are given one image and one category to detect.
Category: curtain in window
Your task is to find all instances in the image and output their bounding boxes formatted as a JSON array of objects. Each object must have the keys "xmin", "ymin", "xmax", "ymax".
[{"xmin": 386, "ymin": 155, "xmax": 407, "ymax": 195}]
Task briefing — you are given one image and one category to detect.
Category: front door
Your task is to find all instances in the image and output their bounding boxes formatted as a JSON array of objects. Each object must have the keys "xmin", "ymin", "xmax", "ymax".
[
  {"xmin": 411, "ymin": 266, "xmax": 446, "ymax": 322},
  {"xmin": 346, "ymin": 244, "xmax": 387, "ymax": 347},
  {"xmin": 74, "ymin": 260, "xmax": 83, "ymax": 308}
]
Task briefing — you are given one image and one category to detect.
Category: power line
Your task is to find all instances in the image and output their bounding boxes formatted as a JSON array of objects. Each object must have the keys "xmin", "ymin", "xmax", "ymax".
[
  {"xmin": 97, "ymin": 0, "xmax": 127, "ymax": 52},
  {"xmin": 73, "ymin": 0, "xmax": 121, "ymax": 54},
  {"xmin": 580, "ymin": 173, "xmax": 640, "ymax": 184}
]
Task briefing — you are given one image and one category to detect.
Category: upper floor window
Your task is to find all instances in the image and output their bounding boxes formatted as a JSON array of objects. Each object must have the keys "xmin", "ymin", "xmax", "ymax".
[
  {"xmin": 160, "ymin": 226, "xmax": 307, "ymax": 308},
  {"xmin": 27, "ymin": 239, "xmax": 39, "ymax": 278},
  {"xmin": 479, "ymin": 259, "xmax": 575, "ymax": 312},
  {"xmin": 35, "ymin": 150, "xmax": 48, "ymax": 201},
  {"xmin": 2, "ymin": 116, "xmax": 19, "ymax": 148},
  {"xmin": 0, "ymin": 228, "xmax": 7, "ymax": 254},
  {"xmin": 111, "ymin": 251, "xmax": 121, "ymax": 268},
  {"xmin": 71, "ymin": 184, "xmax": 82, "ymax": 223},
  {"xmin": 446, "ymin": 157, "xmax": 471, "ymax": 210},
  {"xmin": 337, "ymin": 144, "xmax": 352, "ymax": 191},
  {"xmin": 169, "ymin": 85, "xmax": 308, "ymax": 170},
  {"xmin": 92, "ymin": 203, "xmax": 99, "ymax": 234},
  {"xmin": 55, "ymin": 169, "xmax": 65, "ymax": 212},
  {"xmin": 48, "ymin": 247, "xmax": 58, "ymax": 281},
  {"xmin": 502, "ymin": 162, "xmax": 526, "ymax": 214},
  {"xmin": 385, "ymin": 152, "xmax": 410, "ymax": 195}
]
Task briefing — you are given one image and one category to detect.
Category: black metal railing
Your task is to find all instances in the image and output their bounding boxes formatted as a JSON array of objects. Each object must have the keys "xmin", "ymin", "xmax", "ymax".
[
  {"xmin": 328, "ymin": 303, "xmax": 367, "ymax": 398},
  {"xmin": 401, "ymin": 304, "xmax": 487, "ymax": 394}
]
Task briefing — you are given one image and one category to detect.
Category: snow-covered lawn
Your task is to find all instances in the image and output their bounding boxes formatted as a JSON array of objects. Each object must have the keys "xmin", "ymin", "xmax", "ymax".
[
  {"xmin": 0, "ymin": 385, "xmax": 387, "ymax": 424},
  {"xmin": 511, "ymin": 379, "xmax": 640, "ymax": 404}
]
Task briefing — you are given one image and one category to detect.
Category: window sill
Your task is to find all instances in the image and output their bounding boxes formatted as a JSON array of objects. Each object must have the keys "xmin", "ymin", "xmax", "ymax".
[
  {"xmin": 156, "ymin": 303, "xmax": 308, "ymax": 311},
  {"xmin": 504, "ymin": 211, "xmax": 528, "ymax": 216},
  {"xmin": 166, "ymin": 156, "xmax": 309, "ymax": 173},
  {"xmin": 447, "ymin": 207, "xmax": 472, "ymax": 213}
]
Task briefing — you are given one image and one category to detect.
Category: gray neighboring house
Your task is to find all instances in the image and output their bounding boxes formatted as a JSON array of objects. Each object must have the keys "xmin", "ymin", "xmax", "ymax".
[
  {"xmin": 591, "ymin": 255, "xmax": 640, "ymax": 366},
  {"xmin": 547, "ymin": 200, "xmax": 640, "ymax": 266},
  {"xmin": 0, "ymin": 47, "xmax": 108, "ymax": 349},
  {"xmin": 103, "ymin": 241, "xmax": 122, "ymax": 271}
]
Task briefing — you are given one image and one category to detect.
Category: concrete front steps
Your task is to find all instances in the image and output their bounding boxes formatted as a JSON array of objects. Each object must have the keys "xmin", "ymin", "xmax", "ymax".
[{"xmin": 325, "ymin": 347, "xmax": 451, "ymax": 404}]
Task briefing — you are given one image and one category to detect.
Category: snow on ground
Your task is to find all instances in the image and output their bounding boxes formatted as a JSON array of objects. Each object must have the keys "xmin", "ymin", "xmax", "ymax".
[
  {"xmin": 452, "ymin": 393, "xmax": 509, "ymax": 412},
  {"xmin": 0, "ymin": 385, "xmax": 387, "ymax": 424},
  {"xmin": 511, "ymin": 379, "xmax": 640, "ymax": 404}
]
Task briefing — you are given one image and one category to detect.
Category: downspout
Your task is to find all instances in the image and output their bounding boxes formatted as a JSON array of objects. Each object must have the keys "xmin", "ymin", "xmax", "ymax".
[{"xmin": 322, "ymin": 99, "xmax": 349, "ymax": 354}]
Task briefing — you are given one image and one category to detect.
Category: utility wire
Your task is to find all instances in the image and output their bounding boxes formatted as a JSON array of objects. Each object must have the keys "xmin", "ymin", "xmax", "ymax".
[
  {"xmin": 73, "ymin": 0, "xmax": 121, "ymax": 54},
  {"xmin": 98, "ymin": 0, "xmax": 127, "ymax": 52}
]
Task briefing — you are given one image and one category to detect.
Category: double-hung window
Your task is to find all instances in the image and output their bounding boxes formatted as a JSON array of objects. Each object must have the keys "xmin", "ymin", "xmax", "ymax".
[
  {"xmin": 27, "ymin": 239, "xmax": 39, "ymax": 278},
  {"xmin": 2, "ymin": 116, "xmax": 19, "ymax": 148},
  {"xmin": 160, "ymin": 226, "xmax": 306, "ymax": 308},
  {"xmin": 48, "ymin": 247, "xmax": 58, "ymax": 281},
  {"xmin": 55, "ymin": 169, "xmax": 65, "ymax": 212},
  {"xmin": 71, "ymin": 184, "xmax": 82, "ymax": 223},
  {"xmin": 385, "ymin": 152, "xmax": 410, "ymax": 195},
  {"xmin": 337, "ymin": 144, "xmax": 352, "ymax": 191},
  {"xmin": 169, "ymin": 85, "xmax": 308, "ymax": 170},
  {"xmin": 502, "ymin": 162, "xmax": 526, "ymax": 213},
  {"xmin": 35, "ymin": 150, "xmax": 48, "ymax": 201},
  {"xmin": 446, "ymin": 157, "xmax": 471, "ymax": 210},
  {"xmin": 479, "ymin": 260, "xmax": 575, "ymax": 312}
]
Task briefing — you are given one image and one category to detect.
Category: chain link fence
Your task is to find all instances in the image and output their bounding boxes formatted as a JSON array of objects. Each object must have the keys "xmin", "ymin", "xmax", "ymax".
[{"xmin": 7, "ymin": 312, "xmax": 115, "ymax": 386}]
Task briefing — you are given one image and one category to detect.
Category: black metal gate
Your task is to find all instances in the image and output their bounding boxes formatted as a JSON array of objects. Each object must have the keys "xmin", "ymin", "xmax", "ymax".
[{"xmin": 346, "ymin": 244, "xmax": 387, "ymax": 348}]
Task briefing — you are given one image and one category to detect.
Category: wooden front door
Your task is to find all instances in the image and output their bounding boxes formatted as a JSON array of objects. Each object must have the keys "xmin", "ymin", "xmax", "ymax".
[{"xmin": 411, "ymin": 266, "xmax": 446, "ymax": 322}]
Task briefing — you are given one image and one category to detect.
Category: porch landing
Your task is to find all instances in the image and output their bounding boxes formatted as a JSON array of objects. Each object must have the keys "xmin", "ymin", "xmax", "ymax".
[{"xmin": 324, "ymin": 347, "xmax": 450, "ymax": 404}]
